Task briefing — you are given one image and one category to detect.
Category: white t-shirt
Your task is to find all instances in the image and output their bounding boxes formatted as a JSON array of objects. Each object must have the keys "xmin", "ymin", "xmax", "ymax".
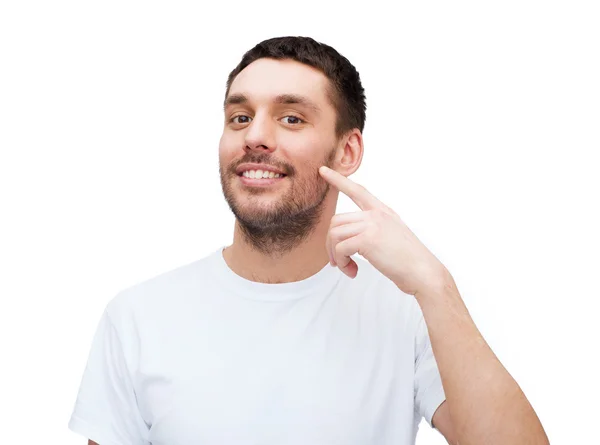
[{"xmin": 68, "ymin": 245, "xmax": 446, "ymax": 445}]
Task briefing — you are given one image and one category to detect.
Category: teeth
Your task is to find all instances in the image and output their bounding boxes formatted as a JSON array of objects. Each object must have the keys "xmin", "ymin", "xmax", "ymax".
[{"xmin": 242, "ymin": 170, "xmax": 283, "ymax": 179}]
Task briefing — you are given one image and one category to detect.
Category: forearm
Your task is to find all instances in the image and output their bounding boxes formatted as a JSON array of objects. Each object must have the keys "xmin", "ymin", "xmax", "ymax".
[{"xmin": 413, "ymin": 271, "xmax": 549, "ymax": 445}]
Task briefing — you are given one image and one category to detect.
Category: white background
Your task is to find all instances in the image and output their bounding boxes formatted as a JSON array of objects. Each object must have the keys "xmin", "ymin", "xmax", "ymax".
[{"xmin": 1, "ymin": 1, "xmax": 598, "ymax": 444}]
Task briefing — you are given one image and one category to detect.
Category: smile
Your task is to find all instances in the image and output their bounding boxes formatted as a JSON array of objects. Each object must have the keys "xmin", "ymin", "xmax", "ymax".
[{"xmin": 237, "ymin": 173, "xmax": 287, "ymax": 187}]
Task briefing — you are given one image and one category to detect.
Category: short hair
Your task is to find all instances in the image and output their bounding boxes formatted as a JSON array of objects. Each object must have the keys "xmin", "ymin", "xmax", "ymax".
[{"xmin": 225, "ymin": 36, "xmax": 367, "ymax": 139}]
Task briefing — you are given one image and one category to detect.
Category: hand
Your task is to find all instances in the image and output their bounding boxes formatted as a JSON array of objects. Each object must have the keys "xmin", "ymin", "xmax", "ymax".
[{"xmin": 319, "ymin": 166, "xmax": 448, "ymax": 296}]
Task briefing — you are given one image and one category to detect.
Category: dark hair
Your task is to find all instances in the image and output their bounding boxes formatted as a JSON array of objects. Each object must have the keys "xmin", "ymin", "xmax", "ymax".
[{"xmin": 225, "ymin": 36, "xmax": 366, "ymax": 139}]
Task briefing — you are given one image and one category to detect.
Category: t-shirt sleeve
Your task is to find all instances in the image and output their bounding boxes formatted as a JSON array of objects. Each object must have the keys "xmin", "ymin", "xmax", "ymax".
[
  {"xmin": 68, "ymin": 308, "xmax": 149, "ymax": 445},
  {"xmin": 414, "ymin": 310, "xmax": 447, "ymax": 428}
]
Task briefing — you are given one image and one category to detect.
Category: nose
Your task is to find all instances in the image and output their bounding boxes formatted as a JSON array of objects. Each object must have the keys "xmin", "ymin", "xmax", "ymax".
[{"xmin": 244, "ymin": 113, "xmax": 276, "ymax": 153}]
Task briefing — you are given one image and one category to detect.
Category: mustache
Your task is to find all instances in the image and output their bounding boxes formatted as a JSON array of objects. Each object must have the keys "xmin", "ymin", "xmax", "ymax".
[{"xmin": 233, "ymin": 156, "xmax": 292, "ymax": 175}]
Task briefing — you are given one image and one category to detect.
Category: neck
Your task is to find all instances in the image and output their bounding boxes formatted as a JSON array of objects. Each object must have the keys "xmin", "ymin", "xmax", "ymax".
[{"xmin": 222, "ymin": 196, "xmax": 338, "ymax": 284}]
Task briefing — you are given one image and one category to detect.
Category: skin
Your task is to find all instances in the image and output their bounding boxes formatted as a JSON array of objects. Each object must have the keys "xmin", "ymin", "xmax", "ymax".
[{"xmin": 219, "ymin": 57, "xmax": 363, "ymax": 284}]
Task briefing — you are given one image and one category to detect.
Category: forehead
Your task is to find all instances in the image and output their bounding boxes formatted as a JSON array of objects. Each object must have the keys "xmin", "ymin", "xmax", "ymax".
[{"xmin": 228, "ymin": 58, "xmax": 330, "ymax": 107}]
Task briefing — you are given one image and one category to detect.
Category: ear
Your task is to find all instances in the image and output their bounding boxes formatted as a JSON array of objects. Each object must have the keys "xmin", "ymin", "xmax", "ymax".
[{"xmin": 335, "ymin": 129, "xmax": 364, "ymax": 177}]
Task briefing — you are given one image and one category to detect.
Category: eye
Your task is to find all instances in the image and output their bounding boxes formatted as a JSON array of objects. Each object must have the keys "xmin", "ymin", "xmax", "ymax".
[
  {"xmin": 281, "ymin": 116, "xmax": 305, "ymax": 125},
  {"xmin": 230, "ymin": 115, "xmax": 252, "ymax": 124}
]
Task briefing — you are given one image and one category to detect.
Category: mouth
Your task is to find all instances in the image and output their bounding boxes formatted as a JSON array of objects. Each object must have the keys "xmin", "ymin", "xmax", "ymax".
[{"xmin": 237, "ymin": 172, "xmax": 287, "ymax": 187}]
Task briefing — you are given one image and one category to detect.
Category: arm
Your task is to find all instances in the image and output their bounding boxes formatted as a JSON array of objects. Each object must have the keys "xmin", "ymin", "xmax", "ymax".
[
  {"xmin": 432, "ymin": 401, "xmax": 458, "ymax": 445},
  {"xmin": 413, "ymin": 270, "xmax": 549, "ymax": 445},
  {"xmin": 88, "ymin": 441, "xmax": 99, "ymax": 445}
]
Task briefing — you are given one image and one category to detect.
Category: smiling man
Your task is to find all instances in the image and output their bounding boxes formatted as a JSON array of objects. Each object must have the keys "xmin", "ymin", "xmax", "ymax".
[{"xmin": 68, "ymin": 37, "xmax": 548, "ymax": 445}]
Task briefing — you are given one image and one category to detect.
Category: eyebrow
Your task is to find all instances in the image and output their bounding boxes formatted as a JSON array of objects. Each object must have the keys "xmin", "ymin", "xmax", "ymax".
[{"xmin": 224, "ymin": 93, "xmax": 321, "ymax": 114}]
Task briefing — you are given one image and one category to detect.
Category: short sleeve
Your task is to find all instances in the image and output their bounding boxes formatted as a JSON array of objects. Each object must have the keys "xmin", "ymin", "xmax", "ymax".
[
  {"xmin": 68, "ymin": 308, "xmax": 149, "ymax": 445},
  {"xmin": 414, "ymin": 311, "xmax": 447, "ymax": 428}
]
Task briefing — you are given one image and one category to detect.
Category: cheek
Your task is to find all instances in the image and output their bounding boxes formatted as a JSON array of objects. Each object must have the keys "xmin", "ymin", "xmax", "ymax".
[
  {"xmin": 218, "ymin": 133, "xmax": 238, "ymax": 162},
  {"xmin": 281, "ymin": 133, "xmax": 327, "ymax": 161}
]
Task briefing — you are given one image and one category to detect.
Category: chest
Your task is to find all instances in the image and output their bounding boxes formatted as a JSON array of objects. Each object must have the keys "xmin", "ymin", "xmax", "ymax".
[{"xmin": 134, "ymin": 299, "xmax": 415, "ymax": 444}]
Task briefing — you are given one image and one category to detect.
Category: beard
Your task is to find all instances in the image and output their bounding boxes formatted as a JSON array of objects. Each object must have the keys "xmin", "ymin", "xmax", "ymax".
[{"xmin": 219, "ymin": 147, "xmax": 337, "ymax": 257}]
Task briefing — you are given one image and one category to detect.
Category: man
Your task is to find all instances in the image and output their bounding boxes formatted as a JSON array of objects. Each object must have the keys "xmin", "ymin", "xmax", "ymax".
[{"xmin": 68, "ymin": 36, "xmax": 549, "ymax": 445}]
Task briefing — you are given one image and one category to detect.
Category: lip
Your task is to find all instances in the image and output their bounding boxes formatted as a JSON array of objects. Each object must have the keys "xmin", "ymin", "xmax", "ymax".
[
  {"xmin": 238, "ymin": 174, "xmax": 286, "ymax": 187},
  {"xmin": 235, "ymin": 163, "xmax": 287, "ymax": 176}
]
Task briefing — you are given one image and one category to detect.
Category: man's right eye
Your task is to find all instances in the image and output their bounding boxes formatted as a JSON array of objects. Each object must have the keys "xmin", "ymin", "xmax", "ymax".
[{"xmin": 230, "ymin": 115, "xmax": 252, "ymax": 124}]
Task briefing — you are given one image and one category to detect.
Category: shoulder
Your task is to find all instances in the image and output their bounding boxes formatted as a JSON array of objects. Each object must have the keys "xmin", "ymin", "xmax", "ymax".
[{"xmin": 104, "ymin": 253, "xmax": 215, "ymax": 329}]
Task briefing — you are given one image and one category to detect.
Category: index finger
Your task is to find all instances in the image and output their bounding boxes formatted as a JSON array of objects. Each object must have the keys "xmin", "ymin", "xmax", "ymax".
[{"xmin": 319, "ymin": 166, "xmax": 381, "ymax": 210}]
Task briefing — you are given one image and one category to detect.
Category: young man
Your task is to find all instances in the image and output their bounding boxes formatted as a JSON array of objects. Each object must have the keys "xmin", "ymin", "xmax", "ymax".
[{"xmin": 69, "ymin": 36, "xmax": 548, "ymax": 445}]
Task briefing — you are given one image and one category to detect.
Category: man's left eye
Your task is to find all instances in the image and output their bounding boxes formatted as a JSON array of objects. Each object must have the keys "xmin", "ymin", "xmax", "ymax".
[{"xmin": 281, "ymin": 116, "xmax": 304, "ymax": 125}]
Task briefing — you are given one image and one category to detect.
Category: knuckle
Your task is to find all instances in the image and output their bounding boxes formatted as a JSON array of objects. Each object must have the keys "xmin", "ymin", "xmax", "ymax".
[{"xmin": 375, "ymin": 208, "xmax": 386, "ymax": 219}]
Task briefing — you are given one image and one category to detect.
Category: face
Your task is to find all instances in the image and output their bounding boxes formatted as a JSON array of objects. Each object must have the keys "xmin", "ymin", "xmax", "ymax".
[{"xmin": 219, "ymin": 58, "xmax": 340, "ymax": 254}]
